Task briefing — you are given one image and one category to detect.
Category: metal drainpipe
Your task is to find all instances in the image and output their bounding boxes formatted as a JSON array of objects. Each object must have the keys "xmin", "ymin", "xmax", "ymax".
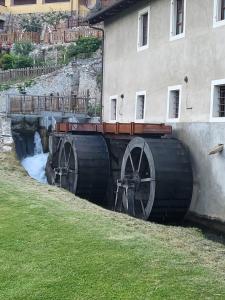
[{"xmin": 88, "ymin": 22, "xmax": 105, "ymax": 123}]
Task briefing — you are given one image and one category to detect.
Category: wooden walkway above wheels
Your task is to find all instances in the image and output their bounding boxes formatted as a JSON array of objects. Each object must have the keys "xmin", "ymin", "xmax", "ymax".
[{"xmin": 55, "ymin": 122, "xmax": 172, "ymax": 136}]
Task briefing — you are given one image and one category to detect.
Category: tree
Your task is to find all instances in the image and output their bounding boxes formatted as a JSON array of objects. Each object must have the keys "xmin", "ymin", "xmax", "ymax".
[
  {"xmin": 42, "ymin": 11, "xmax": 68, "ymax": 30},
  {"xmin": 19, "ymin": 15, "xmax": 42, "ymax": 33}
]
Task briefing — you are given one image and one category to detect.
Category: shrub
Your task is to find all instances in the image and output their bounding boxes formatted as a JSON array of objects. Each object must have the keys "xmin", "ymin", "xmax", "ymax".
[
  {"xmin": 13, "ymin": 42, "xmax": 34, "ymax": 57},
  {"xmin": 66, "ymin": 37, "xmax": 102, "ymax": 59},
  {"xmin": 0, "ymin": 53, "xmax": 33, "ymax": 70},
  {"xmin": 0, "ymin": 54, "xmax": 15, "ymax": 70},
  {"xmin": 14, "ymin": 56, "xmax": 33, "ymax": 69}
]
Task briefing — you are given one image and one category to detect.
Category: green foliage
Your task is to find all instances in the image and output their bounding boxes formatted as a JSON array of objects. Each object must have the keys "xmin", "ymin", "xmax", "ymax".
[
  {"xmin": 0, "ymin": 53, "xmax": 33, "ymax": 70},
  {"xmin": 0, "ymin": 53, "xmax": 15, "ymax": 70},
  {"xmin": 42, "ymin": 11, "xmax": 68, "ymax": 29},
  {"xmin": 87, "ymin": 103, "xmax": 101, "ymax": 117},
  {"xmin": 19, "ymin": 15, "xmax": 42, "ymax": 33},
  {"xmin": 13, "ymin": 56, "xmax": 33, "ymax": 69},
  {"xmin": 66, "ymin": 37, "xmax": 102, "ymax": 59},
  {"xmin": 0, "ymin": 83, "xmax": 11, "ymax": 91},
  {"xmin": 13, "ymin": 42, "xmax": 35, "ymax": 57}
]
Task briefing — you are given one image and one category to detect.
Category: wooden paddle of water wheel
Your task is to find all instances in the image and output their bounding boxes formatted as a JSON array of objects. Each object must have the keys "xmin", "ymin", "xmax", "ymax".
[{"xmin": 46, "ymin": 122, "xmax": 193, "ymax": 222}]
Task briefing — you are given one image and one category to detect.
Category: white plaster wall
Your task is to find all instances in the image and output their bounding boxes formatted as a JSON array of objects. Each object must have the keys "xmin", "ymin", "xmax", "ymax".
[
  {"xmin": 102, "ymin": 0, "xmax": 225, "ymax": 222},
  {"xmin": 173, "ymin": 123, "xmax": 225, "ymax": 222},
  {"xmin": 102, "ymin": 0, "xmax": 225, "ymax": 123}
]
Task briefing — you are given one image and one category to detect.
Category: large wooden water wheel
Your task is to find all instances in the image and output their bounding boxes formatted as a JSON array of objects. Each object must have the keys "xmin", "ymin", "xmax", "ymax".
[
  {"xmin": 115, "ymin": 137, "xmax": 193, "ymax": 222},
  {"xmin": 58, "ymin": 134, "xmax": 110, "ymax": 204}
]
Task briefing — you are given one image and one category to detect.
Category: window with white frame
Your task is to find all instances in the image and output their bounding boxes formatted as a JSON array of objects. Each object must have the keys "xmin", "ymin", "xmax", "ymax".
[
  {"xmin": 137, "ymin": 7, "xmax": 150, "ymax": 51},
  {"xmin": 167, "ymin": 86, "xmax": 181, "ymax": 121},
  {"xmin": 211, "ymin": 80, "xmax": 225, "ymax": 120},
  {"xmin": 110, "ymin": 97, "xmax": 117, "ymax": 121},
  {"xmin": 135, "ymin": 92, "xmax": 145, "ymax": 120},
  {"xmin": 170, "ymin": 0, "xmax": 186, "ymax": 40},
  {"xmin": 213, "ymin": 0, "xmax": 225, "ymax": 27}
]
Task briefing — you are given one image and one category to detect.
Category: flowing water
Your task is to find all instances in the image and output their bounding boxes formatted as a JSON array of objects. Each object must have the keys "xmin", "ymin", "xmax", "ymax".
[{"xmin": 21, "ymin": 132, "xmax": 49, "ymax": 184}]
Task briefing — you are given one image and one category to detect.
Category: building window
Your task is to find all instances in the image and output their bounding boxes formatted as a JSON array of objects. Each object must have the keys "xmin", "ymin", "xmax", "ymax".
[
  {"xmin": 0, "ymin": 20, "xmax": 4, "ymax": 30},
  {"xmin": 13, "ymin": 0, "xmax": 36, "ymax": 5},
  {"xmin": 110, "ymin": 96, "xmax": 117, "ymax": 121},
  {"xmin": 211, "ymin": 80, "xmax": 225, "ymax": 121},
  {"xmin": 137, "ymin": 7, "xmax": 150, "ymax": 51},
  {"xmin": 167, "ymin": 86, "xmax": 182, "ymax": 121},
  {"xmin": 45, "ymin": 0, "xmax": 69, "ymax": 3},
  {"xmin": 135, "ymin": 92, "xmax": 146, "ymax": 121},
  {"xmin": 222, "ymin": 0, "xmax": 225, "ymax": 20},
  {"xmin": 213, "ymin": 0, "xmax": 225, "ymax": 27},
  {"xmin": 170, "ymin": 0, "xmax": 186, "ymax": 40}
]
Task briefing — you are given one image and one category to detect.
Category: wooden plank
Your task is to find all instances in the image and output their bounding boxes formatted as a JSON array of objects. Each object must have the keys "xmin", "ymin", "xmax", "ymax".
[{"xmin": 55, "ymin": 122, "xmax": 172, "ymax": 136}]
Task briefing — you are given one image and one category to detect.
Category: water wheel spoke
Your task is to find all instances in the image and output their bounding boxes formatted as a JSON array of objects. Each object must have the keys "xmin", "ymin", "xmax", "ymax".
[
  {"xmin": 66, "ymin": 146, "xmax": 72, "ymax": 167},
  {"xmin": 138, "ymin": 198, "xmax": 146, "ymax": 219},
  {"xmin": 62, "ymin": 146, "xmax": 66, "ymax": 166},
  {"xmin": 122, "ymin": 189, "xmax": 128, "ymax": 211},
  {"xmin": 137, "ymin": 142, "xmax": 145, "ymax": 173},
  {"xmin": 140, "ymin": 177, "xmax": 152, "ymax": 183},
  {"xmin": 128, "ymin": 145, "xmax": 135, "ymax": 172}
]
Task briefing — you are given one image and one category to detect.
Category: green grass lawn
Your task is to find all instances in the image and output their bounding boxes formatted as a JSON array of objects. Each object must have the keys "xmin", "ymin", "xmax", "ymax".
[{"xmin": 1, "ymin": 152, "xmax": 225, "ymax": 299}]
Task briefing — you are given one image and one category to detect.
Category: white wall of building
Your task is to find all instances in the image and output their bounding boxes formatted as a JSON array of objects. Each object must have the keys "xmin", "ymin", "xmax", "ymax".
[
  {"xmin": 102, "ymin": 0, "xmax": 225, "ymax": 222},
  {"xmin": 103, "ymin": 0, "xmax": 225, "ymax": 124}
]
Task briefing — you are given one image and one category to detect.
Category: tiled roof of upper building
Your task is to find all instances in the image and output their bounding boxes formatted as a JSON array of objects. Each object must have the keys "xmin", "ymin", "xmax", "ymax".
[{"xmin": 87, "ymin": 0, "xmax": 137, "ymax": 24}]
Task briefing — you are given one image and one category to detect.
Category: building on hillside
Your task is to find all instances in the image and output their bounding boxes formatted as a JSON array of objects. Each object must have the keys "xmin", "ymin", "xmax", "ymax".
[
  {"xmin": 88, "ymin": 0, "xmax": 225, "ymax": 226},
  {"xmin": 0, "ymin": 0, "xmax": 94, "ymax": 15}
]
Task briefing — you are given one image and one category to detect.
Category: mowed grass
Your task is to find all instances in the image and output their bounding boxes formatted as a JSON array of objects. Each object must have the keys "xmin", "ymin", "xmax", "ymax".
[{"xmin": 1, "ymin": 153, "xmax": 225, "ymax": 299}]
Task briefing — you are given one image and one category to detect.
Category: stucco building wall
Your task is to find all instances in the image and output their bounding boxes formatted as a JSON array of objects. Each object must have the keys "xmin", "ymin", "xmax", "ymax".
[
  {"xmin": 103, "ymin": 0, "xmax": 225, "ymax": 123},
  {"xmin": 102, "ymin": 0, "xmax": 225, "ymax": 222}
]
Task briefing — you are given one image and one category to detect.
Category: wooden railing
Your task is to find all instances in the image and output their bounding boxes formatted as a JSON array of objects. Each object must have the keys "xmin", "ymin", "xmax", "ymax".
[
  {"xmin": 45, "ymin": 27, "xmax": 102, "ymax": 44},
  {"xmin": 0, "ymin": 32, "xmax": 40, "ymax": 44},
  {"xmin": 0, "ymin": 27, "xmax": 102, "ymax": 45},
  {"xmin": 0, "ymin": 65, "xmax": 62, "ymax": 83},
  {"xmin": 5, "ymin": 93, "xmax": 99, "ymax": 116}
]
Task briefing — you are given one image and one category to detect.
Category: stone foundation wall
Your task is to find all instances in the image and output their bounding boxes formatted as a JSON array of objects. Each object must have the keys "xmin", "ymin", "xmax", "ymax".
[{"xmin": 0, "ymin": 114, "xmax": 13, "ymax": 152}]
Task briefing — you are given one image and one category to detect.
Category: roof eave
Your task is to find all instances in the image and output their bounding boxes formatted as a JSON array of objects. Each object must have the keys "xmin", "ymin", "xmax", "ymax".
[{"xmin": 87, "ymin": 0, "xmax": 137, "ymax": 25}]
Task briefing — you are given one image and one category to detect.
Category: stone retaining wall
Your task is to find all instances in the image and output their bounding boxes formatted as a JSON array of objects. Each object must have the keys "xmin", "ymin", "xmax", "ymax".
[{"xmin": 0, "ymin": 114, "xmax": 13, "ymax": 152}]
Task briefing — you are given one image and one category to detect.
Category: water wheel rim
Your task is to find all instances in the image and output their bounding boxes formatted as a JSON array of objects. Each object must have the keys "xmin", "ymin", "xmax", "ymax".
[
  {"xmin": 121, "ymin": 137, "xmax": 156, "ymax": 220},
  {"xmin": 58, "ymin": 136, "xmax": 78, "ymax": 194}
]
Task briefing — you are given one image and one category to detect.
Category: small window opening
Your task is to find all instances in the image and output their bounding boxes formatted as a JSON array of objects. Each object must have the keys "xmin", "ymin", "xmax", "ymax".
[
  {"xmin": 0, "ymin": 20, "xmax": 4, "ymax": 30},
  {"xmin": 138, "ymin": 8, "xmax": 149, "ymax": 50},
  {"xmin": 214, "ymin": 0, "xmax": 225, "ymax": 24},
  {"xmin": 221, "ymin": 0, "xmax": 225, "ymax": 20},
  {"xmin": 171, "ymin": 0, "xmax": 185, "ymax": 38},
  {"xmin": 13, "ymin": 0, "xmax": 36, "ymax": 5},
  {"xmin": 136, "ymin": 94, "xmax": 145, "ymax": 120},
  {"xmin": 110, "ymin": 98, "xmax": 117, "ymax": 121},
  {"xmin": 218, "ymin": 86, "xmax": 225, "ymax": 117},
  {"xmin": 141, "ymin": 13, "xmax": 148, "ymax": 46},
  {"xmin": 168, "ymin": 89, "xmax": 180, "ymax": 120},
  {"xmin": 176, "ymin": 0, "xmax": 184, "ymax": 34}
]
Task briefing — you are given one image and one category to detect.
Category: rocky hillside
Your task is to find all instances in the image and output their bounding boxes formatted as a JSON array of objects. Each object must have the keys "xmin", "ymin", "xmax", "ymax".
[{"xmin": 0, "ymin": 54, "xmax": 101, "ymax": 99}]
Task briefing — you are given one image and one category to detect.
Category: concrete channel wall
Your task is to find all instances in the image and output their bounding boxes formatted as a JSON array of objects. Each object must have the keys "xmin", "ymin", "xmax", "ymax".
[{"xmin": 173, "ymin": 123, "xmax": 225, "ymax": 223}]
